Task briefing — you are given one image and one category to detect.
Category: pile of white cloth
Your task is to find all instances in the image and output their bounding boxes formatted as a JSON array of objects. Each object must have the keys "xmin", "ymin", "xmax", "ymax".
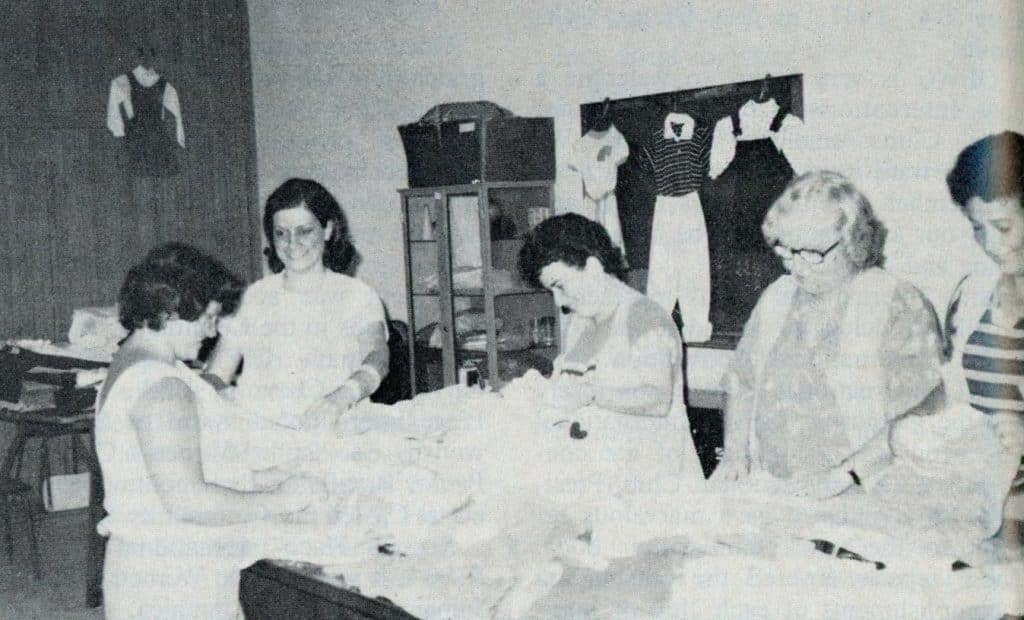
[{"xmin": 204, "ymin": 374, "xmax": 1024, "ymax": 619}]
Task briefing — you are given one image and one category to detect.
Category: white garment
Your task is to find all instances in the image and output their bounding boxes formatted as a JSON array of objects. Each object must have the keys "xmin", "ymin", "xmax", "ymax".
[
  {"xmin": 218, "ymin": 271, "xmax": 387, "ymax": 428},
  {"xmin": 646, "ymin": 193, "xmax": 713, "ymax": 343},
  {"xmin": 106, "ymin": 65, "xmax": 185, "ymax": 147},
  {"xmin": 95, "ymin": 360, "xmax": 251, "ymax": 620},
  {"xmin": 774, "ymin": 113, "xmax": 806, "ymax": 173},
  {"xmin": 569, "ymin": 125, "xmax": 629, "ymax": 201},
  {"xmin": 738, "ymin": 96, "xmax": 806, "ymax": 172},
  {"xmin": 737, "ymin": 97, "xmax": 781, "ymax": 140},
  {"xmin": 708, "ymin": 115, "xmax": 736, "ymax": 179},
  {"xmin": 593, "ymin": 194, "xmax": 626, "ymax": 260},
  {"xmin": 569, "ymin": 126, "xmax": 630, "ymax": 256}
]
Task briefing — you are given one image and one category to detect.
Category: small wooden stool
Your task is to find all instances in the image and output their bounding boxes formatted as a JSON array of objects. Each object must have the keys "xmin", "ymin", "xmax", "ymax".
[{"xmin": 0, "ymin": 477, "xmax": 40, "ymax": 578}]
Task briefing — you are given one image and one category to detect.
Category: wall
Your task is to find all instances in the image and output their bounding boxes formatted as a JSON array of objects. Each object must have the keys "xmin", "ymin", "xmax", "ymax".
[
  {"xmin": 0, "ymin": 0, "xmax": 261, "ymax": 340},
  {"xmin": 248, "ymin": 0, "xmax": 1024, "ymax": 323}
]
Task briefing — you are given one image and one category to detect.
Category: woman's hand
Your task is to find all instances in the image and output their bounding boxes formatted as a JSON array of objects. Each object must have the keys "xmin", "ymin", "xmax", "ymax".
[
  {"xmin": 991, "ymin": 411, "xmax": 1024, "ymax": 452},
  {"xmin": 276, "ymin": 474, "xmax": 328, "ymax": 514},
  {"xmin": 252, "ymin": 466, "xmax": 291, "ymax": 490},
  {"xmin": 710, "ymin": 454, "xmax": 749, "ymax": 482},
  {"xmin": 544, "ymin": 374, "xmax": 596, "ymax": 412},
  {"xmin": 786, "ymin": 468, "xmax": 854, "ymax": 500},
  {"xmin": 300, "ymin": 385, "xmax": 359, "ymax": 431}
]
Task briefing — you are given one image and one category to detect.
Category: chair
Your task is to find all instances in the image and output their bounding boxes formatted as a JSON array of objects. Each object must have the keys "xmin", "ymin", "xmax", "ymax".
[
  {"xmin": 0, "ymin": 477, "xmax": 40, "ymax": 578},
  {"xmin": 371, "ymin": 320, "xmax": 413, "ymax": 405}
]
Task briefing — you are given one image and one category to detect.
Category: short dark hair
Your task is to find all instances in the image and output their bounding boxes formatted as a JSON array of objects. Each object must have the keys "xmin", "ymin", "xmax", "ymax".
[
  {"xmin": 518, "ymin": 213, "xmax": 627, "ymax": 287},
  {"xmin": 946, "ymin": 131, "xmax": 1024, "ymax": 209},
  {"xmin": 262, "ymin": 178, "xmax": 355, "ymax": 273},
  {"xmin": 119, "ymin": 243, "xmax": 243, "ymax": 331}
]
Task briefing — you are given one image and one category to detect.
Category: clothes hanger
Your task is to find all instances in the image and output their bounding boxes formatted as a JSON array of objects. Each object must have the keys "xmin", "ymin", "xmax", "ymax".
[
  {"xmin": 133, "ymin": 45, "xmax": 159, "ymax": 76},
  {"xmin": 590, "ymin": 97, "xmax": 613, "ymax": 132},
  {"xmin": 755, "ymin": 74, "xmax": 772, "ymax": 103}
]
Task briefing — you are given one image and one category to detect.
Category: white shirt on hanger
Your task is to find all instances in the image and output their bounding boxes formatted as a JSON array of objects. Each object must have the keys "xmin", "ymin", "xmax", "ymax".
[
  {"xmin": 569, "ymin": 124, "xmax": 629, "ymax": 201},
  {"xmin": 709, "ymin": 116, "xmax": 737, "ymax": 179},
  {"xmin": 737, "ymin": 97, "xmax": 780, "ymax": 141}
]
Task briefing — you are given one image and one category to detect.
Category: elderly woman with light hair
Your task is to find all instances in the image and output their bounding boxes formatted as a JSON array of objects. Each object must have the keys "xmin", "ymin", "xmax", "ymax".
[{"xmin": 712, "ymin": 170, "xmax": 946, "ymax": 498}]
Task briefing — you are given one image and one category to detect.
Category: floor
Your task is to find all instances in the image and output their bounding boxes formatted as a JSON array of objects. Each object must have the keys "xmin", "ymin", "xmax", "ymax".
[{"xmin": 0, "ymin": 507, "xmax": 103, "ymax": 619}]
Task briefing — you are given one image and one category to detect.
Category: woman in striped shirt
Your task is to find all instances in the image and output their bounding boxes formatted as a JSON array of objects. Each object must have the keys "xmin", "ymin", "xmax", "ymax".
[{"xmin": 944, "ymin": 131, "xmax": 1024, "ymax": 541}]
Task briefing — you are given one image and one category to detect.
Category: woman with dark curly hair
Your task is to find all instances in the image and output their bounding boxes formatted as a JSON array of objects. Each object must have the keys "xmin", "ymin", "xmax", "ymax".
[
  {"xmin": 714, "ymin": 171, "xmax": 945, "ymax": 498},
  {"xmin": 96, "ymin": 243, "xmax": 326, "ymax": 619},
  {"xmin": 518, "ymin": 212, "xmax": 704, "ymax": 481},
  {"xmin": 207, "ymin": 178, "xmax": 389, "ymax": 433}
]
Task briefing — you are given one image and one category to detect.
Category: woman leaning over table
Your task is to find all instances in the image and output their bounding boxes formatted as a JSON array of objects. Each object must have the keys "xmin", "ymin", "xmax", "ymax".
[
  {"xmin": 943, "ymin": 131, "xmax": 1024, "ymax": 541},
  {"xmin": 712, "ymin": 171, "xmax": 946, "ymax": 497},
  {"xmin": 518, "ymin": 213, "xmax": 704, "ymax": 482},
  {"xmin": 96, "ymin": 243, "xmax": 326, "ymax": 620}
]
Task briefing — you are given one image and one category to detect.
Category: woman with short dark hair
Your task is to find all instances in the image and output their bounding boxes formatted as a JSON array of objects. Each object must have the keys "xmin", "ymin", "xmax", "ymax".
[
  {"xmin": 518, "ymin": 212, "xmax": 704, "ymax": 481},
  {"xmin": 97, "ymin": 243, "xmax": 325, "ymax": 619},
  {"xmin": 943, "ymin": 131, "xmax": 1024, "ymax": 536}
]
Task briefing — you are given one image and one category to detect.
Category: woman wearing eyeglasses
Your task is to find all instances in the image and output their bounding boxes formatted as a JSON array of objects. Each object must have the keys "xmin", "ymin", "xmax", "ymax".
[{"xmin": 712, "ymin": 170, "xmax": 945, "ymax": 496}]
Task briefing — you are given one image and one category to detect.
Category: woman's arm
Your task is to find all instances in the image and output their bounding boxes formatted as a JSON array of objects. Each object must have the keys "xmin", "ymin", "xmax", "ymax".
[
  {"xmin": 589, "ymin": 327, "xmax": 674, "ymax": 417},
  {"xmin": 303, "ymin": 320, "xmax": 390, "ymax": 429},
  {"xmin": 711, "ymin": 315, "xmax": 763, "ymax": 481},
  {"xmin": 203, "ymin": 338, "xmax": 242, "ymax": 390},
  {"xmin": 132, "ymin": 377, "xmax": 322, "ymax": 525},
  {"xmin": 590, "ymin": 303, "xmax": 677, "ymax": 417}
]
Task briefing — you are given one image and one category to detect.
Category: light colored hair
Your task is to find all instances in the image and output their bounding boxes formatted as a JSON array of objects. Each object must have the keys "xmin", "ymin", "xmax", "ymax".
[{"xmin": 762, "ymin": 170, "xmax": 887, "ymax": 269}]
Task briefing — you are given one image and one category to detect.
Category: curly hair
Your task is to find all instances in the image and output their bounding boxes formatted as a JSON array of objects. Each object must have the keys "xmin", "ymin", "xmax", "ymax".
[
  {"xmin": 518, "ymin": 213, "xmax": 627, "ymax": 287},
  {"xmin": 945, "ymin": 131, "xmax": 1024, "ymax": 209},
  {"xmin": 119, "ymin": 243, "xmax": 244, "ymax": 331},
  {"xmin": 762, "ymin": 170, "xmax": 887, "ymax": 270},
  {"xmin": 262, "ymin": 178, "xmax": 355, "ymax": 274}
]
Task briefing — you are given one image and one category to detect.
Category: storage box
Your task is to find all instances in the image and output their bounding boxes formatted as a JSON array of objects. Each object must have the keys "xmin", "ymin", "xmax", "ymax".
[{"xmin": 399, "ymin": 117, "xmax": 555, "ymax": 187}]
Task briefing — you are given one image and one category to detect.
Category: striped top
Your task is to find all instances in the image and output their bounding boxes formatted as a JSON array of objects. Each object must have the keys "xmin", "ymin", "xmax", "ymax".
[
  {"xmin": 960, "ymin": 308, "xmax": 1024, "ymax": 414},
  {"xmin": 641, "ymin": 122, "xmax": 711, "ymax": 197}
]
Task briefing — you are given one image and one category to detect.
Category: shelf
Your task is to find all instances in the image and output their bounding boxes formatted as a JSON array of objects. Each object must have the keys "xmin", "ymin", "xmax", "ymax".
[
  {"xmin": 399, "ymin": 180, "xmax": 555, "ymax": 195},
  {"xmin": 401, "ymin": 181, "xmax": 556, "ymax": 396},
  {"xmin": 414, "ymin": 288, "xmax": 548, "ymax": 298},
  {"xmin": 450, "ymin": 287, "xmax": 548, "ymax": 297},
  {"xmin": 417, "ymin": 343, "xmax": 559, "ymax": 355},
  {"xmin": 496, "ymin": 288, "xmax": 549, "ymax": 298}
]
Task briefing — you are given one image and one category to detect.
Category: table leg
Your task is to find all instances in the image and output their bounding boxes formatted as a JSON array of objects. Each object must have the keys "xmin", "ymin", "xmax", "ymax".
[
  {"xmin": 1, "ymin": 493, "xmax": 13, "ymax": 559},
  {"xmin": 77, "ymin": 433, "xmax": 105, "ymax": 608},
  {"xmin": 1, "ymin": 432, "xmax": 28, "ymax": 480}
]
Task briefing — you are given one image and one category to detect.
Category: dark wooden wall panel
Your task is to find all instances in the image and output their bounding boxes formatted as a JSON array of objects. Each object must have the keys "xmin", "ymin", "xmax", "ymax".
[{"xmin": 0, "ymin": 0, "xmax": 259, "ymax": 340}]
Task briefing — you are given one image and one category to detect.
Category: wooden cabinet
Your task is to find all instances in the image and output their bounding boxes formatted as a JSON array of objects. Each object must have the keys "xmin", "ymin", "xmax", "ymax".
[{"xmin": 399, "ymin": 181, "xmax": 559, "ymax": 394}]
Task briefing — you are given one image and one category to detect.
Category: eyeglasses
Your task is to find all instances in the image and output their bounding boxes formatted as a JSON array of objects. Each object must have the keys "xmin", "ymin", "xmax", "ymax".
[{"xmin": 771, "ymin": 239, "xmax": 842, "ymax": 265}]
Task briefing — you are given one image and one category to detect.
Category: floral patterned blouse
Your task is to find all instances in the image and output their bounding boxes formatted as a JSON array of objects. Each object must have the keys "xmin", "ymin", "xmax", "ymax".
[{"xmin": 728, "ymin": 279, "xmax": 943, "ymax": 477}]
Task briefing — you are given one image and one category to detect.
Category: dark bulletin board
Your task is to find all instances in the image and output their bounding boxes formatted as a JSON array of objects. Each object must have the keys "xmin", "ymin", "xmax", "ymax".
[{"xmin": 579, "ymin": 74, "xmax": 803, "ymax": 346}]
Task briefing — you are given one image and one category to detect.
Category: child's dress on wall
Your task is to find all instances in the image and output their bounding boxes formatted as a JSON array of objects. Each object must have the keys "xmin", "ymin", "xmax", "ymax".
[{"xmin": 106, "ymin": 65, "xmax": 185, "ymax": 177}]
